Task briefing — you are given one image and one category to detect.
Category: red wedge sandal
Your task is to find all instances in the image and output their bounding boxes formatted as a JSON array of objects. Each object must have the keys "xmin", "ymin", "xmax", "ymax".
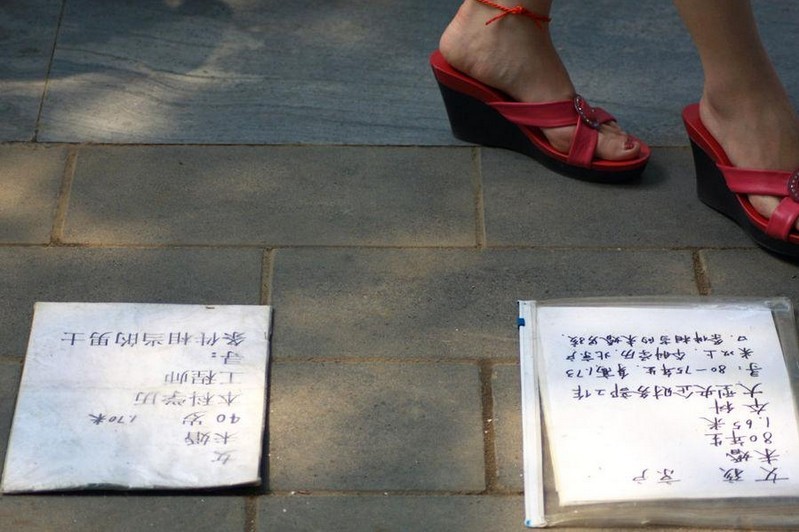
[
  {"xmin": 430, "ymin": 2, "xmax": 650, "ymax": 183},
  {"xmin": 683, "ymin": 103, "xmax": 799, "ymax": 259}
]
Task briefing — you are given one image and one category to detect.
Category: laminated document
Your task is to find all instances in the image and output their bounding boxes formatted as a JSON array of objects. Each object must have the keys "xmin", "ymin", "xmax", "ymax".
[
  {"xmin": 2, "ymin": 302, "xmax": 271, "ymax": 492},
  {"xmin": 518, "ymin": 298, "xmax": 799, "ymax": 528}
]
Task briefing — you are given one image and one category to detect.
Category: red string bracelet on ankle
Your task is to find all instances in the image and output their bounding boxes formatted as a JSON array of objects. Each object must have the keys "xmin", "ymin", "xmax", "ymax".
[{"xmin": 476, "ymin": 0, "xmax": 551, "ymax": 28}]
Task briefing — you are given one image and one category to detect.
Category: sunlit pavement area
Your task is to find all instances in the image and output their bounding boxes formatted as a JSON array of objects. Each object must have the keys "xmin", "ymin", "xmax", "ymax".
[{"xmin": 3, "ymin": 1, "xmax": 799, "ymax": 530}]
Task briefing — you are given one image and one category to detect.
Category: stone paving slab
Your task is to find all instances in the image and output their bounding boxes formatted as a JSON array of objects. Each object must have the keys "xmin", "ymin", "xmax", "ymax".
[
  {"xmin": 483, "ymin": 147, "xmax": 753, "ymax": 248},
  {"xmin": 492, "ymin": 364, "xmax": 523, "ymax": 492},
  {"xmin": 0, "ymin": 495, "xmax": 246, "ymax": 532},
  {"xmin": 0, "ymin": 362, "xmax": 21, "ymax": 481},
  {"xmin": 701, "ymin": 249, "xmax": 799, "ymax": 302},
  {"xmin": 268, "ymin": 361, "xmax": 485, "ymax": 492},
  {"xmin": 63, "ymin": 146, "xmax": 476, "ymax": 247},
  {"xmin": 0, "ymin": 144, "xmax": 66, "ymax": 244},
  {"xmin": 257, "ymin": 494, "xmax": 707, "ymax": 531},
  {"xmin": 0, "ymin": 1, "xmax": 797, "ymax": 146},
  {"xmin": 37, "ymin": 0, "xmax": 451, "ymax": 144},
  {"xmin": 271, "ymin": 248, "xmax": 698, "ymax": 361},
  {"xmin": 22, "ymin": 1, "xmax": 799, "ymax": 146},
  {"xmin": 0, "ymin": 247, "xmax": 263, "ymax": 357},
  {"xmin": 0, "ymin": 0, "xmax": 61, "ymax": 141},
  {"xmin": 259, "ymin": 494, "xmax": 527, "ymax": 532}
]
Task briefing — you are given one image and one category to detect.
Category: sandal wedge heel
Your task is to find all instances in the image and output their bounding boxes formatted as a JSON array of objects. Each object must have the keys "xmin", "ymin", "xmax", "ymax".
[
  {"xmin": 684, "ymin": 103, "xmax": 799, "ymax": 260},
  {"xmin": 437, "ymin": 81, "xmax": 532, "ymax": 155}
]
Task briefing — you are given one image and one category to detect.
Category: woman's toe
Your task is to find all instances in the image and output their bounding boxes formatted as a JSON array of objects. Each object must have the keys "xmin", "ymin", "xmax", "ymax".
[{"xmin": 595, "ymin": 123, "xmax": 642, "ymax": 161}]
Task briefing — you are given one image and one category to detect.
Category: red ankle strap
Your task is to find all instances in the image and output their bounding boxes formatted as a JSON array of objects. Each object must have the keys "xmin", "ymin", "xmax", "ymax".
[{"xmin": 475, "ymin": 0, "xmax": 551, "ymax": 28}]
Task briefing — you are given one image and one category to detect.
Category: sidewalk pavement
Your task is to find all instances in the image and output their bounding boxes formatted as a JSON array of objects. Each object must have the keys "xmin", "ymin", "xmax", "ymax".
[{"xmin": 2, "ymin": 1, "xmax": 799, "ymax": 530}]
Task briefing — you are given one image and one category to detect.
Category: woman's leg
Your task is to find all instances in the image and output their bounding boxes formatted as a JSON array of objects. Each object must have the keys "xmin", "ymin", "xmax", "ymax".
[
  {"xmin": 439, "ymin": 0, "xmax": 640, "ymax": 161},
  {"xmin": 674, "ymin": 0, "xmax": 799, "ymax": 224}
]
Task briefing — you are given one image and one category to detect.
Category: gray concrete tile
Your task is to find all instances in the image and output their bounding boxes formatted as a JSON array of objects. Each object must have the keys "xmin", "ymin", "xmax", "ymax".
[
  {"xmin": 268, "ymin": 361, "xmax": 485, "ymax": 492},
  {"xmin": 0, "ymin": 496, "xmax": 245, "ymax": 532},
  {"xmin": 257, "ymin": 494, "xmax": 711, "ymax": 531},
  {"xmin": 271, "ymin": 248, "xmax": 698, "ymax": 360},
  {"xmin": 702, "ymin": 249, "xmax": 799, "ymax": 300},
  {"xmin": 492, "ymin": 364, "xmax": 523, "ymax": 492},
  {"xmin": 483, "ymin": 147, "xmax": 754, "ymax": 248},
  {"xmin": 0, "ymin": 247, "xmax": 263, "ymax": 357},
  {"xmin": 258, "ymin": 495, "xmax": 527, "ymax": 532},
  {"xmin": 490, "ymin": 364, "xmax": 594, "ymax": 516},
  {"xmin": 0, "ymin": 362, "xmax": 22, "ymax": 481},
  {"xmin": 0, "ymin": 1, "xmax": 61, "ymax": 141},
  {"xmin": 38, "ymin": 0, "xmax": 452, "ymax": 144},
  {"xmin": 0, "ymin": 145, "xmax": 65, "ymax": 243},
  {"xmin": 63, "ymin": 146, "xmax": 475, "ymax": 247},
  {"xmin": 22, "ymin": 0, "xmax": 799, "ymax": 146}
]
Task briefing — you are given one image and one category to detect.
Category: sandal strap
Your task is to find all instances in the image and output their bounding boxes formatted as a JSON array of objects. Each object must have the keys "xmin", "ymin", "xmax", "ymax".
[
  {"xmin": 767, "ymin": 198, "xmax": 799, "ymax": 240},
  {"xmin": 474, "ymin": 0, "xmax": 551, "ymax": 27},
  {"xmin": 721, "ymin": 166, "xmax": 794, "ymax": 196},
  {"xmin": 490, "ymin": 97, "xmax": 616, "ymax": 167},
  {"xmin": 720, "ymin": 165, "xmax": 799, "ymax": 240},
  {"xmin": 490, "ymin": 100, "xmax": 615, "ymax": 128},
  {"xmin": 568, "ymin": 119, "xmax": 600, "ymax": 167}
]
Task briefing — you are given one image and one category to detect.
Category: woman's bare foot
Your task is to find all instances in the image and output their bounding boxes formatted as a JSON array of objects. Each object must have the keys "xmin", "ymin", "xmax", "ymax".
[
  {"xmin": 439, "ymin": 0, "xmax": 642, "ymax": 162},
  {"xmin": 699, "ymin": 90, "xmax": 799, "ymax": 231}
]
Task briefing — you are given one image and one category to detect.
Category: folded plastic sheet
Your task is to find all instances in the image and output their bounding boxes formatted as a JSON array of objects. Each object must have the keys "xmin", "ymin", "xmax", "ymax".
[{"xmin": 519, "ymin": 297, "xmax": 799, "ymax": 528}]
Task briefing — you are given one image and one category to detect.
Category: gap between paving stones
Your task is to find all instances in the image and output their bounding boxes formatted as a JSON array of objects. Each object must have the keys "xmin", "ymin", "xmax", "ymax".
[
  {"xmin": 49, "ymin": 145, "xmax": 77, "ymax": 244},
  {"xmin": 692, "ymin": 250, "xmax": 712, "ymax": 295},
  {"xmin": 31, "ymin": 1, "xmax": 67, "ymax": 144}
]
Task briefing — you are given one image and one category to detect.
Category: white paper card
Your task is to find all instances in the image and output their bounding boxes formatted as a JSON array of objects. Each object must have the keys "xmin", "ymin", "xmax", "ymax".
[
  {"xmin": 529, "ymin": 303, "xmax": 799, "ymax": 505},
  {"xmin": 2, "ymin": 302, "xmax": 271, "ymax": 492}
]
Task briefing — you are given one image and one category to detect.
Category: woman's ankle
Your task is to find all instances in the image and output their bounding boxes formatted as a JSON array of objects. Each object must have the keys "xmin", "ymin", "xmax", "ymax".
[
  {"xmin": 439, "ymin": 1, "xmax": 573, "ymax": 103},
  {"xmin": 699, "ymin": 88, "xmax": 799, "ymax": 171}
]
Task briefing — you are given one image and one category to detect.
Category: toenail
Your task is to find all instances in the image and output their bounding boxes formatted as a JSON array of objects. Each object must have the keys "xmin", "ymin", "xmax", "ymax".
[{"xmin": 624, "ymin": 136, "xmax": 636, "ymax": 150}]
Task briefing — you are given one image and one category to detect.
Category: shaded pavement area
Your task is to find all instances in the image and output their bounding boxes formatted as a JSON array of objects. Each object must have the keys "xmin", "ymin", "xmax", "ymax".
[{"xmin": 2, "ymin": 1, "xmax": 799, "ymax": 530}]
